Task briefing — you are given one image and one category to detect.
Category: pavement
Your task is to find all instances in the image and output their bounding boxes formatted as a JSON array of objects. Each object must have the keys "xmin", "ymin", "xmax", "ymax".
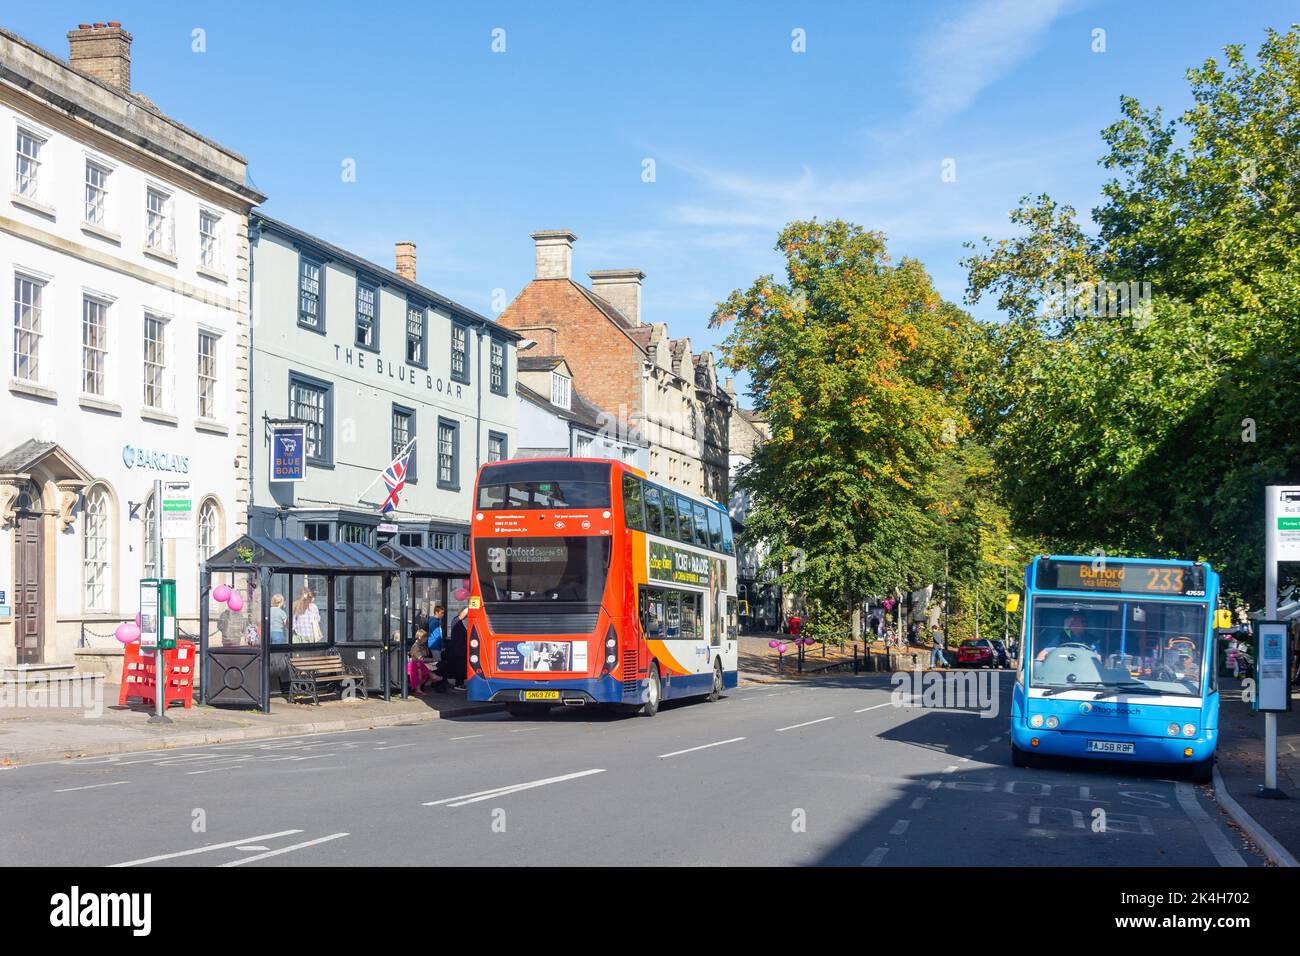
[
  {"xmin": 0, "ymin": 682, "xmax": 497, "ymax": 766},
  {"xmin": 0, "ymin": 671, "xmax": 1268, "ymax": 867},
  {"xmin": 1211, "ymin": 678, "xmax": 1300, "ymax": 866}
]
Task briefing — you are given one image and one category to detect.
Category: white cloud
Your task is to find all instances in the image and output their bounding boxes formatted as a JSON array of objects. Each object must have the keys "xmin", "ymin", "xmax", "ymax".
[{"xmin": 910, "ymin": 0, "xmax": 1072, "ymax": 127}]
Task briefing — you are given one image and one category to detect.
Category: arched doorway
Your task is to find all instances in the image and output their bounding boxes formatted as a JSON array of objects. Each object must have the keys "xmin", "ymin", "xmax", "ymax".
[{"xmin": 13, "ymin": 479, "xmax": 44, "ymax": 664}]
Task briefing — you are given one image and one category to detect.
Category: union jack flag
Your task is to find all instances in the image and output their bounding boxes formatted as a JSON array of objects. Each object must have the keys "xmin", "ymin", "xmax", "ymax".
[{"xmin": 380, "ymin": 446, "xmax": 412, "ymax": 513}]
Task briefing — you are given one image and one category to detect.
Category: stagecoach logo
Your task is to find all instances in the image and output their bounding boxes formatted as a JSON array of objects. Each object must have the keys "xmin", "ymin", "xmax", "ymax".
[{"xmin": 1079, "ymin": 702, "xmax": 1093, "ymax": 713}]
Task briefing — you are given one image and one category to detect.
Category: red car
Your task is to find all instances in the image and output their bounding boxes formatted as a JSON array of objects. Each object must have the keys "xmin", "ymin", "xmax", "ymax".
[{"xmin": 956, "ymin": 639, "xmax": 996, "ymax": 667}]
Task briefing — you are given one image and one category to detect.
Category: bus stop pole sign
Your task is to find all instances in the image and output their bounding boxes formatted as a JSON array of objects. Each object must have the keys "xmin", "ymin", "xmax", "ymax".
[{"xmin": 1260, "ymin": 486, "xmax": 1298, "ymax": 798}]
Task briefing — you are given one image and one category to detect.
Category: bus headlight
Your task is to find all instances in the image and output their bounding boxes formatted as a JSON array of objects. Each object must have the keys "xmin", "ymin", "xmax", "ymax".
[
  {"xmin": 1167, "ymin": 722, "xmax": 1180, "ymax": 736},
  {"xmin": 1030, "ymin": 714, "xmax": 1044, "ymax": 728},
  {"xmin": 606, "ymin": 638, "xmax": 616, "ymax": 649},
  {"xmin": 470, "ymin": 655, "xmax": 479, "ymax": 665},
  {"xmin": 606, "ymin": 654, "xmax": 616, "ymax": 665},
  {"xmin": 470, "ymin": 637, "xmax": 479, "ymax": 650},
  {"xmin": 1182, "ymin": 723, "xmax": 1196, "ymax": 737},
  {"xmin": 1045, "ymin": 715, "xmax": 1059, "ymax": 729}
]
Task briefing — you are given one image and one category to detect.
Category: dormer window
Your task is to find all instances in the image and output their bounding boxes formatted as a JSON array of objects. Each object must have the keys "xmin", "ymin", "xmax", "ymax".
[{"xmin": 551, "ymin": 371, "xmax": 572, "ymax": 410}]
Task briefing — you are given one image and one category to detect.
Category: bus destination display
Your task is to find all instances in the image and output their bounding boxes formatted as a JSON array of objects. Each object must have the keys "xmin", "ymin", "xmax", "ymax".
[{"xmin": 1037, "ymin": 559, "xmax": 1206, "ymax": 596}]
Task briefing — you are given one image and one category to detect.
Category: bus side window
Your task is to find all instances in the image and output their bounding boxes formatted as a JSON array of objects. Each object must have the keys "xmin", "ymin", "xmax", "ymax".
[
  {"xmin": 707, "ymin": 508, "xmax": 723, "ymax": 551},
  {"xmin": 691, "ymin": 501, "xmax": 710, "ymax": 548},
  {"xmin": 663, "ymin": 488, "xmax": 679, "ymax": 540},
  {"xmin": 681, "ymin": 593, "xmax": 698, "ymax": 641},
  {"xmin": 665, "ymin": 591, "xmax": 681, "ymax": 638},
  {"xmin": 676, "ymin": 495, "xmax": 694, "ymax": 545},
  {"xmin": 622, "ymin": 474, "xmax": 644, "ymax": 530},
  {"xmin": 644, "ymin": 485, "xmax": 664, "ymax": 536},
  {"xmin": 721, "ymin": 516, "xmax": 735, "ymax": 555}
]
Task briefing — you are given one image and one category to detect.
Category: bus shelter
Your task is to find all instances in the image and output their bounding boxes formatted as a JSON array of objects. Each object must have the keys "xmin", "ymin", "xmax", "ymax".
[
  {"xmin": 377, "ymin": 543, "xmax": 472, "ymax": 698},
  {"xmin": 201, "ymin": 536, "xmax": 401, "ymax": 712}
]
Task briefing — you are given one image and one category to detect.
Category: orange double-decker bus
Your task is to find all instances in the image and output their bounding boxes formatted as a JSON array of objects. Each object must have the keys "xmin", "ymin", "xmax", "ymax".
[{"xmin": 466, "ymin": 458, "xmax": 739, "ymax": 717}]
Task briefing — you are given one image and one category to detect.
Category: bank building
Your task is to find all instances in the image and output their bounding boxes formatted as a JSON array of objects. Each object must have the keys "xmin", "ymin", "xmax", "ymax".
[{"xmin": 0, "ymin": 24, "xmax": 263, "ymax": 668}]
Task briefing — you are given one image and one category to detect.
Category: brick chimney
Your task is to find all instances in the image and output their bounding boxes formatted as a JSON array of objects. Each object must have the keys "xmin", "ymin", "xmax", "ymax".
[
  {"xmin": 531, "ymin": 230, "xmax": 576, "ymax": 280},
  {"xmin": 67, "ymin": 22, "xmax": 133, "ymax": 91},
  {"xmin": 589, "ymin": 268, "xmax": 645, "ymax": 325},
  {"xmin": 395, "ymin": 241, "xmax": 416, "ymax": 282}
]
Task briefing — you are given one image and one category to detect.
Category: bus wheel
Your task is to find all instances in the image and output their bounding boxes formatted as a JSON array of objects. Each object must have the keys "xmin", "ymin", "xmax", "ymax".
[
  {"xmin": 1011, "ymin": 742, "xmax": 1032, "ymax": 768},
  {"xmin": 1189, "ymin": 756, "xmax": 1214, "ymax": 784},
  {"xmin": 708, "ymin": 660, "xmax": 723, "ymax": 702},
  {"xmin": 641, "ymin": 663, "xmax": 661, "ymax": 717}
]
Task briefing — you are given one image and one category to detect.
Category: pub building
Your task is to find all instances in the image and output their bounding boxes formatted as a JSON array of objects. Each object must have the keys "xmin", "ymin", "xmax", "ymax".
[{"xmin": 247, "ymin": 215, "xmax": 519, "ymax": 569}]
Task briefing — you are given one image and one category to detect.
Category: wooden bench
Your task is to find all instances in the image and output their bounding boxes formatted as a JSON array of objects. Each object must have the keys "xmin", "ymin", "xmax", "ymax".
[{"xmin": 287, "ymin": 653, "xmax": 368, "ymax": 705}]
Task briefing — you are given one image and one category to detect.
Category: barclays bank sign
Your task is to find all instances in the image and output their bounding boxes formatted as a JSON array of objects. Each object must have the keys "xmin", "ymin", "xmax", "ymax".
[{"xmin": 122, "ymin": 444, "xmax": 190, "ymax": 474}]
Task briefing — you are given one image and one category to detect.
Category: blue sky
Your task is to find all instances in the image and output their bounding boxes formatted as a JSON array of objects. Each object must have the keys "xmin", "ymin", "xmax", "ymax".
[{"xmin": 10, "ymin": 1, "xmax": 1296, "ymax": 398}]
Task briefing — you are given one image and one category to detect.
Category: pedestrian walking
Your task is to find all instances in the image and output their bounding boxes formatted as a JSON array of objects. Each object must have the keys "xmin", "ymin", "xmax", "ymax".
[{"xmin": 930, "ymin": 624, "xmax": 946, "ymax": 668}]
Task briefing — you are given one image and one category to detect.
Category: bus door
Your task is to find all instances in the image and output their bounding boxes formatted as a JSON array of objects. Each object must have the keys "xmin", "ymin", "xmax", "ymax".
[{"xmin": 639, "ymin": 587, "xmax": 664, "ymax": 672}]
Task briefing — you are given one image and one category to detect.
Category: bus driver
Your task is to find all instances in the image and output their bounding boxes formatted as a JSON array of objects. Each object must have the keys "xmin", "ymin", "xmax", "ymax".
[{"xmin": 1036, "ymin": 613, "xmax": 1098, "ymax": 661}]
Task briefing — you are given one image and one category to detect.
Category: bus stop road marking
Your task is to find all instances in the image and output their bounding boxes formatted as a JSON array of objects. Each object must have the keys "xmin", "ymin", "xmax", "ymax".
[
  {"xmin": 54, "ymin": 780, "xmax": 128, "ymax": 793},
  {"xmin": 187, "ymin": 765, "xmax": 245, "ymax": 775},
  {"xmin": 861, "ymin": 847, "xmax": 889, "ymax": 866},
  {"xmin": 109, "ymin": 830, "xmax": 304, "ymax": 867},
  {"xmin": 775, "ymin": 717, "xmax": 835, "ymax": 732},
  {"xmin": 374, "ymin": 743, "xmax": 418, "ymax": 751},
  {"xmin": 659, "ymin": 737, "xmax": 746, "ymax": 759},
  {"xmin": 448, "ymin": 734, "xmax": 484, "ymax": 741},
  {"xmin": 220, "ymin": 833, "xmax": 349, "ymax": 867},
  {"xmin": 1173, "ymin": 782, "xmax": 1246, "ymax": 867},
  {"xmin": 423, "ymin": 769, "xmax": 607, "ymax": 808}
]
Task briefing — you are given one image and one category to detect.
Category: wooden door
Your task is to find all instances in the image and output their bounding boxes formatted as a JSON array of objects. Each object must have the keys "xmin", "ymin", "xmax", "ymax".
[{"xmin": 14, "ymin": 511, "xmax": 43, "ymax": 664}]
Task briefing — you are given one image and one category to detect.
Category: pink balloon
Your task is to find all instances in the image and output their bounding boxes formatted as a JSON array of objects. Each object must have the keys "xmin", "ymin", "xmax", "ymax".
[
  {"xmin": 114, "ymin": 621, "xmax": 141, "ymax": 644},
  {"xmin": 454, "ymin": 587, "xmax": 469, "ymax": 601},
  {"xmin": 777, "ymin": 643, "xmax": 788, "ymax": 654},
  {"xmin": 768, "ymin": 639, "xmax": 779, "ymax": 649},
  {"xmin": 227, "ymin": 593, "xmax": 244, "ymax": 613},
  {"xmin": 213, "ymin": 584, "xmax": 232, "ymax": 603}
]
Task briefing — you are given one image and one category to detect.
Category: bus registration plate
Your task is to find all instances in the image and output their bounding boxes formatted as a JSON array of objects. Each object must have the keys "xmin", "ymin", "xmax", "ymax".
[
  {"xmin": 1087, "ymin": 740, "xmax": 1134, "ymax": 754},
  {"xmin": 524, "ymin": 691, "xmax": 560, "ymax": 701}
]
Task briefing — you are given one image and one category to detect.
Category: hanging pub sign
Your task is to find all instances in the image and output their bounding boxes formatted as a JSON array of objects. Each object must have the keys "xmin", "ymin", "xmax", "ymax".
[{"xmin": 271, "ymin": 423, "xmax": 307, "ymax": 482}]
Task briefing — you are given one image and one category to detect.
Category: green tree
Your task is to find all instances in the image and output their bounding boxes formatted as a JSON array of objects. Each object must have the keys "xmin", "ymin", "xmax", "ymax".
[
  {"xmin": 964, "ymin": 25, "xmax": 1300, "ymax": 604},
  {"xmin": 712, "ymin": 220, "xmax": 972, "ymax": 634}
]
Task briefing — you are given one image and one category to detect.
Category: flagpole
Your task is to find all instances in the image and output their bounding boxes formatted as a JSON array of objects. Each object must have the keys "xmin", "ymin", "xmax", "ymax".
[{"xmin": 355, "ymin": 436, "xmax": 417, "ymax": 504}]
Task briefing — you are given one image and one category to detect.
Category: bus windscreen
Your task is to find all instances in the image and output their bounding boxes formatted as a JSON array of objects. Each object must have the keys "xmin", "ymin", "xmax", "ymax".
[{"xmin": 475, "ymin": 537, "xmax": 611, "ymax": 605}]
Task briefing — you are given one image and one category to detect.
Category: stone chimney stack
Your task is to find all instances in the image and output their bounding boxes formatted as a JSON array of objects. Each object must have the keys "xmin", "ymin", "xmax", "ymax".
[
  {"xmin": 589, "ymin": 268, "xmax": 645, "ymax": 325},
  {"xmin": 395, "ymin": 241, "xmax": 417, "ymax": 282},
  {"xmin": 532, "ymin": 230, "xmax": 577, "ymax": 280},
  {"xmin": 725, "ymin": 376, "xmax": 736, "ymax": 396},
  {"xmin": 68, "ymin": 22, "xmax": 133, "ymax": 91}
]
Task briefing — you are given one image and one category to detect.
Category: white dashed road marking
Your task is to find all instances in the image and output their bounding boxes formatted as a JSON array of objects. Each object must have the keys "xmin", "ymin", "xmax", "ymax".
[
  {"xmin": 424, "ymin": 769, "xmax": 607, "ymax": 808},
  {"xmin": 776, "ymin": 717, "xmax": 835, "ymax": 732},
  {"xmin": 111, "ymin": 830, "xmax": 304, "ymax": 867},
  {"xmin": 221, "ymin": 832, "xmax": 349, "ymax": 867},
  {"xmin": 54, "ymin": 781, "xmax": 128, "ymax": 793},
  {"xmin": 659, "ymin": 737, "xmax": 746, "ymax": 759}
]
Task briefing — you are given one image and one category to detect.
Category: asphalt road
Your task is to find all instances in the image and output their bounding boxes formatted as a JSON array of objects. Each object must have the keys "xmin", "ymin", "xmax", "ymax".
[{"xmin": 0, "ymin": 673, "xmax": 1263, "ymax": 867}]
